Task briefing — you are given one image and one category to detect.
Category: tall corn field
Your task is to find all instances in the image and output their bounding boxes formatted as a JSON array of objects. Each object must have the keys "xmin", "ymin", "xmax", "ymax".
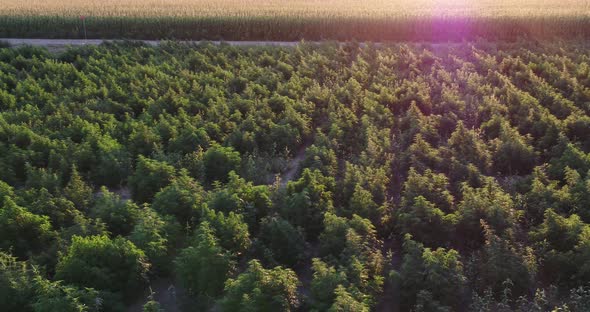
[{"xmin": 0, "ymin": 0, "xmax": 589, "ymax": 40}]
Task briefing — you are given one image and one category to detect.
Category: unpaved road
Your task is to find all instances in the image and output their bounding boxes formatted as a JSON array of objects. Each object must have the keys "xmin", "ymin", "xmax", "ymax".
[
  {"xmin": 0, "ymin": 38, "xmax": 395, "ymax": 52},
  {"xmin": 4, "ymin": 39, "xmax": 588, "ymax": 51},
  {"xmin": 0, "ymin": 38, "xmax": 303, "ymax": 48},
  {"xmin": 128, "ymin": 278, "xmax": 183, "ymax": 312},
  {"xmin": 280, "ymin": 142, "xmax": 310, "ymax": 187}
]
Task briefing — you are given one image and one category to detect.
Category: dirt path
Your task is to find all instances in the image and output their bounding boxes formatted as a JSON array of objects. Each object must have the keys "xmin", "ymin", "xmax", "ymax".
[
  {"xmin": 0, "ymin": 38, "xmax": 454, "ymax": 51},
  {"xmin": 0, "ymin": 38, "xmax": 303, "ymax": 48},
  {"xmin": 280, "ymin": 142, "xmax": 310, "ymax": 187},
  {"xmin": 128, "ymin": 278, "xmax": 184, "ymax": 312},
  {"xmin": 375, "ymin": 237, "xmax": 402, "ymax": 312}
]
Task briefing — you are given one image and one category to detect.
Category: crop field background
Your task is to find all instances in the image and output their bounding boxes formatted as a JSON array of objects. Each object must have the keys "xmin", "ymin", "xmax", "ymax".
[
  {"xmin": 0, "ymin": 0, "xmax": 589, "ymax": 41},
  {"xmin": 2, "ymin": 0, "xmax": 589, "ymax": 18}
]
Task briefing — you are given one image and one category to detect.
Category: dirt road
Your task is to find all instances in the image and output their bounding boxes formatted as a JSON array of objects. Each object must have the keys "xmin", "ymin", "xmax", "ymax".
[
  {"xmin": 280, "ymin": 143, "xmax": 309, "ymax": 187},
  {"xmin": 0, "ymin": 38, "xmax": 302, "ymax": 48}
]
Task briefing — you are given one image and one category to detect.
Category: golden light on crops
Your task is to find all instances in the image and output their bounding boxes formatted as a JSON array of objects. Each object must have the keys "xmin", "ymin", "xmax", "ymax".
[
  {"xmin": 0, "ymin": 0, "xmax": 588, "ymax": 41},
  {"xmin": 1, "ymin": 0, "xmax": 588, "ymax": 18}
]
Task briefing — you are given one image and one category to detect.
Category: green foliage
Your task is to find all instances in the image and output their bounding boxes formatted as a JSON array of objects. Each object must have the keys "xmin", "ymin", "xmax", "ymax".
[
  {"xmin": 63, "ymin": 166, "xmax": 93, "ymax": 210},
  {"xmin": 0, "ymin": 251, "xmax": 105, "ymax": 312},
  {"xmin": 25, "ymin": 165, "xmax": 61, "ymax": 195},
  {"xmin": 55, "ymin": 235, "xmax": 149, "ymax": 297},
  {"xmin": 128, "ymin": 122, "xmax": 161, "ymax": 157},
  {"xmin": 0, "ymin": 251, "xmax": 37, "ymax": 311},
  {"xmin": 129, "ymin": 156, "xmax": 175, "ymax": 204},
  {"xmin": 168, "ymin": 126, "xmax": 210, "ymax": 155},
  {"xmin": 1, "ymin": 41, "xmax": 590, "ymax": 310},
  {"xmin": 0, "ymin": 197, "xmax": 54, "ymax": 258},
  {"xmin": 531, "ymin": 209, "xmax": 586, "ymax": 252},
  {"xmin": 328, "ymin": 285, "xmax": 370, "ymax": 312},
  {"xmin": 0, "ymin": 179, "xmax": 15, "ymax": 201},
  {"xmin": 220, "ymin": 260, "xmax": 300, "ymax": 312},
  {"xmin": 310, "ymin": 258, "xmax": 348, "ymax": 311},
  {"xmin": 284, "ymin": 169, "xmax": 335, "ymax": 239},
  {"xmin": 346, "ymin": 184, "xmax": 379, "ymax": 220},
  {"xmin": 318, "ymin": 213, "xmax": 385, "ymax": 304},
  {"xmin": 455, "ymin": 177, "xmax": 519, "ymax": 247},
  {"xmin": 406, "ymin": 134, "xmax": 442, "ymax": 173},
  {"xmin": 201, "ymin": 207, "xmax": 251, "ymax": 256},
  {"xmin": 130, "ymin": 207, "xmax": 179, "ymax": 273},
  {"xmin": 175, "ymin": 222, "xmax": 235, "ymax": 298},
  {"xmin": 21, "ymin": 188, "xmax": 81, "ymax": 233},
  {"xmin": 302, "ymin": 144, "xmax": 338, "ymax": 177},
  {"xmin": 551, "ymin": 143, "xmax": 590, "ymax": 178},
  {"xmin": 530, "ymin": 209, "xmax": 590, "ymax": 290},
  {"xmin": 203, "ymin": 144, "xmax": 241, "ymax": 184},
  {"xmin": 397, "ymin": 196, "xmax": 457, "ymax": 247},
  {"xmin": 448, "ymin": 121, "xmax": 491, "ymax": 172},
  {"xmin": 207, "ymin": 171, "xmax": 273, "ymax": 229},
  {"xmin": 397, "ymin": 235, "xmax": 466, "ymax": 311},
  {"xmin": 90, "ymin": 135, "xmax": 132, "ymax": 187},
  {"xmin": 524, "ymin": 166, "xmax": 573, "ymax": 224},
  {"xmin": 143, "ymin": 300, "xmax": 163, "ymax": 312},
  {"xmin": 91, "ymin": 187, "xmax": 140, "ymax": 236},
  {"xmin": 255, "ymin": 215, "xmax": 305, "ymax": 267},
  {"xmin": 32, "ymin": 279, "xmax": 101, "ymax": 312},
  {"xmin": 470, "ymin": 223, "xmax": 537, "ymax": 299},
  {"xmin": 152, "ymin": 170, "xmax": 205, "ymax": 225},
  {"xmin": 319, "ymin": 212, "xmax": 350, "ymax": 260},
  {"xmin": 490, "ymin": 120, "xmax": 536, "ymax": 175},
  {"xmin": 402, "ymin": 168, "xmax": 454, "ymax": 213}
]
